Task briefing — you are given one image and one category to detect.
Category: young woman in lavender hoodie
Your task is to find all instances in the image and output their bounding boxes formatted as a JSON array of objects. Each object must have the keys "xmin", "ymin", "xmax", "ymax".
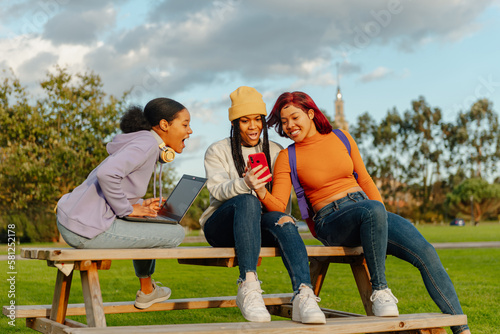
[{"xmin": 57, "ymin": 97, "xmax": 192, "ymax": 309}]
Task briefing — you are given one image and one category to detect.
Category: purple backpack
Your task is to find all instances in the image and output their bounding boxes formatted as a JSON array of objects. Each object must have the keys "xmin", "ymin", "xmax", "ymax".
[{"xmin": 287, "ymin": 129, "xmax": 357, "ymax": 236}]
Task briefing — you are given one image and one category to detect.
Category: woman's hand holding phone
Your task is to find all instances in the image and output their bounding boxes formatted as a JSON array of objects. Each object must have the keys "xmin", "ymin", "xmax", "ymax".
[
  {"xmin": 244, "ymin": 153, "xmax": 272, "ymax": 198},
  {"xmin": 248, "ymin": 153, "xmax": 272, "ymax": 181}
]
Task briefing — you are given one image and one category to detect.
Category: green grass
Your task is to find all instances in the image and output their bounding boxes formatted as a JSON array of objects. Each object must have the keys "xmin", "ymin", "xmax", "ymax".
[
  {"xmin": 414, "ymin": 222, "xmax": 500, "ymax": 243},
  {"xmin": 2, "ymin": 223, "xmax": 499, "ymax": 333}
]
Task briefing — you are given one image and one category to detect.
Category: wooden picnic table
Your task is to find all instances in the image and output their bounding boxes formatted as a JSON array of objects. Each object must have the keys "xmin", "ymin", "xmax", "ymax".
[{"xmin": 3, "ymin": 246, "xmax": 467, "ymax": 334}]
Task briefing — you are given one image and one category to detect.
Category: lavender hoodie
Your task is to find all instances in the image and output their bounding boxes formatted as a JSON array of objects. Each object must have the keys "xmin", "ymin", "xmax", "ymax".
[{"xmin": 57, "ymin": 130, "xmax": 160, "ymax": 238}]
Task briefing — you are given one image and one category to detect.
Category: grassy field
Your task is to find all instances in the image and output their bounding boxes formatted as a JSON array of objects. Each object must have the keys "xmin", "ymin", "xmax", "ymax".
[{"xmin": 1, "ymin": 223, "xmax": 499, "ymax": 333}]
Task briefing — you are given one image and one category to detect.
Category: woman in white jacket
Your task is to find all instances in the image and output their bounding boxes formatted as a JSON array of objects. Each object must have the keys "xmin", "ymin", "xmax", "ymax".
[{"xmin": 199, "ymin": 86, "xmax": 325, "ymax": 324}]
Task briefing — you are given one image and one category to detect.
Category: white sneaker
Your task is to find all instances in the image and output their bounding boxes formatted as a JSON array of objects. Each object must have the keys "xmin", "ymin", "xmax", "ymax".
[
  {"xmin": 236, "ymin": 280, "xmax": 271, "ymax": 322},
  {"xmin": 370, "ymin": 288, "xmax": 399, "ymax": 317},
  {"xmin": 292, "ymin": 285, "xmax": 326, "ymax": 324}
]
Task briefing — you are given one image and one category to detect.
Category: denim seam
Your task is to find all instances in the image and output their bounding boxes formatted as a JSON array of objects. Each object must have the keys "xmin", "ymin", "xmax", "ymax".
[
  {"xmin": 342, "ymin": 205, "xmax": 384, "ymax": 288},
  {"xmin": 364, "ymin": 205, "xmax": 387, "ymax": 290},
  {"xmin": 103, "ymin": 232, "xmax": 172, "ymax": 243},
  {"xmin": 315, "ymin": 192, "xmax": 367, "ymax": 221},
  {"xmin": 101, "ymin": 232, "xmax": 183, "ymax": 248},
  {"xmin": 388, "ymin": 239, "xmax": 458, "ymax": 315},
  {"xmin": 203, "ymin": 204, "xmax": 235, "ymax": 245},
  {"xmin": 265, "ymin": 216, "xmax": 309, "ymax": 293},
  {"xmin": 318, "ymin": 203, "xmax": 387, "ymax": 289},
  {"xmin": 267, "ymin": 229, "xmax": 300, "ymax": 292},
  {"xmin": 228, "ymin": 202, "xmax": 260, "ymax": 279}
]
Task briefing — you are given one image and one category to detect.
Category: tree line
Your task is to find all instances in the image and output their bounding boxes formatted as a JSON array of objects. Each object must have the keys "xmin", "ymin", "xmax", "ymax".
[
  {"xmin": 1, "ymin": 68, "xmax": 499, "ymax": 242},
  {"xmin": 347, "ymin": 96, "xmax": 500, "ymax": 224}
]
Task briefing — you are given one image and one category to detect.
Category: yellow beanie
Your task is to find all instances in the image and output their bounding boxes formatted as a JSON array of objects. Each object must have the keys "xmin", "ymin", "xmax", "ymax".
[{"xmin": 228, "ymin": 86, "xmax": 267, "ymax": 121}]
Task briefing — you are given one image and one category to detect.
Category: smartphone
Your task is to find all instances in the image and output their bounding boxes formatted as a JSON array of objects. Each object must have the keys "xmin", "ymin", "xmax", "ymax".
[{"xmin": 248, "ymin": 152, "xmax": 272, "ymax": 181}]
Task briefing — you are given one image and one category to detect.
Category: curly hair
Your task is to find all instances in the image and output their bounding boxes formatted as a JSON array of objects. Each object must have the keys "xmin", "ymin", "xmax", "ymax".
[
  {"xmin": 120, "ymin": 98, "xmax": 186, "ymax": 133},
  {"xmin": 120, "ymin": 105, "xmax": 151, "ymax": 133}
]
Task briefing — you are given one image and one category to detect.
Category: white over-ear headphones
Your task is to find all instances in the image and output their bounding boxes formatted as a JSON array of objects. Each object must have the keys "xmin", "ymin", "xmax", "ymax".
[
  {"xmin": 151, "ymin": 130, "xmax": 175, "ymax": 163},
  {"xmin": 158, "ymin": 142, "xmax": 175, "ymax": 163}
]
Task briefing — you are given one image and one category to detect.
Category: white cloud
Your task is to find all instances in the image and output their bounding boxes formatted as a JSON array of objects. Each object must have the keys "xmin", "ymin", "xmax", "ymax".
[
  {"xmin": 360, "ymin": 67, "xmax": 394, "ymax": 83},
  {"xmin": 291, "ymin": 73, "xmax": 336, "ymax": 90},
  {"xmin": 0, "ymin": 35, "xmax": 95, "ymax": 94},
  {"xmin": 0, "ymin": 0, "xmax": 495, "ymax": 100},
  {"xmin": 43, "ymin": 5, "xmax": 117, "ymax": 45},
  {"xmin": 183, "ymin": 98, "xmax": 225, "ymax": 123}
]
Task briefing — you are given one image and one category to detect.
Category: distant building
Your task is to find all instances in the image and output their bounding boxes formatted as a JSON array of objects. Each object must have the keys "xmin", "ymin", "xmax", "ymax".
[{"xmin": 333, "ymin": 85, "xmax": 349, "ymax": 131}]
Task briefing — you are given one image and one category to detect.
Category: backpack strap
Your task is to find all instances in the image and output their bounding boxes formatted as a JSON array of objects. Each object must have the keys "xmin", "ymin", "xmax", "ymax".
[
  {"xmin": 332, "ymin": 128, "xmax": 350, "ymax": 153},
  {"xmin": 288, "ymin": 144, "xmax": 311, "ymax": 219},
  {"xmin": 333, "ymin": 129, "xmax": 358, "ymax": 180},
  {"xmin": 288, "ymin": 143, "xmax": 316, "ymax": 236}
]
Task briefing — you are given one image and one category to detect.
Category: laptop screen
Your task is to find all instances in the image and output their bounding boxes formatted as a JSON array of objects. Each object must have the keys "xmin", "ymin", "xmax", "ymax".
[{"xmin": 157, "ymin": 174, "xmax": 207, "ymax": 222}]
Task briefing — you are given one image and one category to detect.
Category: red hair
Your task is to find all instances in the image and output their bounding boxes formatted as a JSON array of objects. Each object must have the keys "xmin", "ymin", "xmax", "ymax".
[{"xmin": 267, "ymin": 91, "xmax": 332, "ymax": 137}]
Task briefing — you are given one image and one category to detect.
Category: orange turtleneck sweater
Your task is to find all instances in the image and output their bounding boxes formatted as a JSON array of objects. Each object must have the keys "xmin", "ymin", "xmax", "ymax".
[{"xmin": 260, "ymin": 130, "xmax": 383, "ymax": 213}]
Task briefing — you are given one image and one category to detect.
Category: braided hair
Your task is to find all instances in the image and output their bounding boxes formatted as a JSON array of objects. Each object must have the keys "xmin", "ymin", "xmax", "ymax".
[{"xmin": 230, "ymin": 117, "xmax": 272, "ymax": 192}]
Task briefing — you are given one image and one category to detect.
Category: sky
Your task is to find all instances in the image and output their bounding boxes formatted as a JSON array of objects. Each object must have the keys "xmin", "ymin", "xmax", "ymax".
[{"xmin": 1, "ymin": 0, "xmax": 500, "ymax": 179}]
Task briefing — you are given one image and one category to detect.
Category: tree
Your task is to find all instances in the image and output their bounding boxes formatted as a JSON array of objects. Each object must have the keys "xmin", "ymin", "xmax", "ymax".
[
  {"xmin": 0, "ymin": 67, "xmax": 129, "ymax": 241},
  {"xmin": 351, "ymin": 111, "xmax": 378, "ymax": 168},
  {"xmin": 446, "ymin": 178, "xmax": 500, "ymax": 224},
  {"xmin": 181, "ymin": 187, "xmax": 210, "ymax": 230},
  {"xmin": 399, "ymin": 97, "xmax": 446, "ymax": 218},
  {"xmin": 345, "ymin": 97, "xmax": 499, "ymax": 223},
  {"xmin": 372, "ymin": 109, "xmax": 406, "ymax": 209},
  {"xmin": 443, "ymin": 99, "xmax": 499, "ymax": 180}
]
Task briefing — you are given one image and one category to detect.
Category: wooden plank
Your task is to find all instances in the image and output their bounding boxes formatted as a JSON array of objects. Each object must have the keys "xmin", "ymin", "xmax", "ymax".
[
  {"xmin": 50, "ymin": 270, "xmax": 73, "ymax": 323},
  {"xmin": 27, "ymin": 317, "xmax": 74, "ymax": 334},
  {"xmin": 80, "ymin": 262, "xmax": 106, "ymax": 327},
  {"xmin": 59, "ymin": 314, "xmax": 467, "ymax": 334},
  {"xmin": 11, "ymin": 294, "xmax": 294, "ymax": 318},
  {"xmin": 268, "ymin": 304, "xmax": 363, "ymax": 319},
  {"xmin": 350, "ymin": 257, "xmax": 373, "ymax": 316},
  {"xmin": 309, "ymin": 257, "xmax": 330, "ymax": 297},
  {"xmin": 75, "ymin": 260, "xmax": 112, "ymax": 271},
  {"xmin": 20, "ymin": 246, "xmax": 364, "ymax": 261},
  {"xmin": 418, "ymin": 329, "xmax": 447, "ymax": 334},
  {"xmin": 64, "ymin": 319, "xmax": 88, "ymax": 328},
  {"xmin": 372, "ymin": 330, "xmax": 446, "ymax": 334},
  {"xmin": 321, "ymin": 308, "xmax": 364, "ymax": 318},
  {"xmin": 178, "ymin": 257, "xmax": 264, "ymax": 267},
  {"xmin": 178, "ymin": 258, "xmax": 238, "ymax": 267},
  {"xmin": 47, "ymin": 260, "xmax": 112, "ymax": 271}
]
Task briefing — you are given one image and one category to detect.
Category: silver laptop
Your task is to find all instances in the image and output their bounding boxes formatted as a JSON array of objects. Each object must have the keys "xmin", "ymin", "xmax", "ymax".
[{"xmin": 124, "ymin": 174, "xmax": 207, "ymax": 224}]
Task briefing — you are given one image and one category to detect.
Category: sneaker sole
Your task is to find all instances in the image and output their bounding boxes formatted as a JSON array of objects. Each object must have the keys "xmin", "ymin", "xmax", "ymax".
[
  {"xmin": 237, "ymin": 301, "xmax": 271, "ymax": 322},
  {"xmin": 292, "ymin": 310, "xmax": 326, "ymax": 324},
  {"xmin": 134, "ymin": 290, "xmax": 172, "ymax": 309},
  {"xmin": 373, "ymin": 308, "xmax": 399, "ymax": 317},
  {"xmin": 241, "ymin": 313, "xmax": 271, "ymax": 323}
]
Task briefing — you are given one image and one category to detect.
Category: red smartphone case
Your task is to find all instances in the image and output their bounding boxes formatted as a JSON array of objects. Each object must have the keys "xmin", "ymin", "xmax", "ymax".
[{"xmin": 248, "ymin": 153, "xmax": 272, "ymax": 181}]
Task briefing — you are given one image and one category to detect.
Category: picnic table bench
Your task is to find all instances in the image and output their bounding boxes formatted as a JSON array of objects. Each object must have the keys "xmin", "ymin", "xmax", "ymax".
[{"xmin": 4, "ymin": 246, "xmax": 467, "ymax": 334}]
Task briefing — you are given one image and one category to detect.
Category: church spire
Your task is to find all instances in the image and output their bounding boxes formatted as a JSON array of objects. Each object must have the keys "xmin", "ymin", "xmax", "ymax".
[{"xmin": 334, "ymin": 63, "xmax": 348, "ymax": 131}]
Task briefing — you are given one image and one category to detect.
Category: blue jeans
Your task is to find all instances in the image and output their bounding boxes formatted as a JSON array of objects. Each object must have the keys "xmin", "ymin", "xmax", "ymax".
[
  {"xmin": 386, "ymin": 212, "xmax": 469, "ymax": 334},
  {"xmin": 203, "ymin": 194, "xmax": 312, "ymax": 293},
  {"xmin": 313, "ymin": 191, "xmax": 389, "ymax": 290},
  {"xmin": 313, "ymin": 192, "xmax": 468, "ymax": 334},
  {"xmin": 57, "ymin": 218, "xmax": 185, "ymax": 279}
]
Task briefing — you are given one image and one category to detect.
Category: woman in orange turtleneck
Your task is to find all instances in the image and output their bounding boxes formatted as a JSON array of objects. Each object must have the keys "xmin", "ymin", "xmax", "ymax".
[{"xmin": 248, "ymin": 91, "xmax": 470, "ymax": 334}]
